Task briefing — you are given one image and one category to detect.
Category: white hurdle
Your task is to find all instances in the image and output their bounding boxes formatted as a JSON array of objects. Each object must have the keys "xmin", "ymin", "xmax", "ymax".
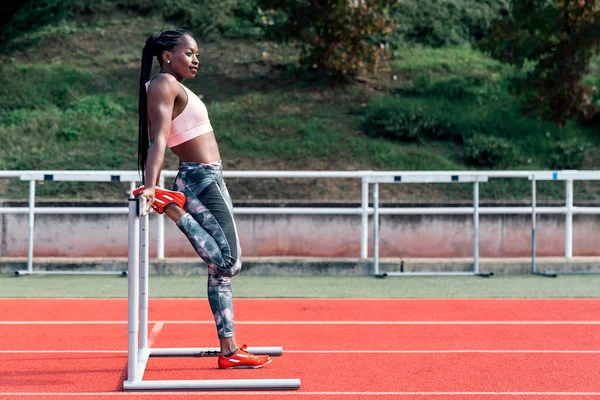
[
  {"xmin": 124, "ymin": 197, "xmax": 301, "ymax": 391},
  {"xmin": 369, "ymin": 173, "xmax": 491, "ymax": 277}
]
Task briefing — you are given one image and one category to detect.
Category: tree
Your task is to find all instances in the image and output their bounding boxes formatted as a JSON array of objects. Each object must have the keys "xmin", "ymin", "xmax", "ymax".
[
  {"xmin": 479, "ymin": 0, "xmax": 600, "ymax": 125},
  {"xmin": 257, "ymin": 0, "xmax": 397, "ymax": 79}
]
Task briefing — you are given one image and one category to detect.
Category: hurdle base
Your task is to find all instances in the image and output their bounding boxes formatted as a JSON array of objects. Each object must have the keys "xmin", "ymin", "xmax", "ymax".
[
  {"xmin": 532, "ymin": 271, "xmax": 558, "ymax": 278},
  {"xmin": 546, "ymin": 271, "xmax": 600, "ymax": 275},
  {"xmin": 124, "ymin": 346, "xmax": 300, "ymax": 391},
  {"xmin": 150, "ymin": 347, "xmax": 283, "ymax": 357},
  {"xmin": 14, "ymin": 270, "xmax": 127, "ymax": 276},
  {"xmin": 379, "ymin": 271, "xmax": 490, "ymax": 277},
  {"xmin": 124, "ymin": 378, "xmax": 301, "ymax": 391}
]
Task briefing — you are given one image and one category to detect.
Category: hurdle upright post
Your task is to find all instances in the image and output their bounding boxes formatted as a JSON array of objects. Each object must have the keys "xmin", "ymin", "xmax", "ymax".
[
  {"xmin": 139, "ymin": 210, "xmax": 149, "ymax": 349},
  {"xmin": 529, "ymin": 174, "xmax": 557, "ymax": 277},
  {"xmin": 126, "ymin": 197, "xmax": 141, "ymax": 384},
  {"xmin": 360, "ymin": 176, "xmax": 369, "ymax": 259},
  {"xmin": 473, "ymin": 181, "xmax": 480, "ymax": 274},
  {"xmin": 373, "ymin": 182, "xmax": 380, "ymax": 276},
  {"xmin": 26, "ymin": 179, "xmax": 36, "ymax": 274},
  {"xmin": 157, "ymin": 175, "xmax": 165, "ymax": 259}
]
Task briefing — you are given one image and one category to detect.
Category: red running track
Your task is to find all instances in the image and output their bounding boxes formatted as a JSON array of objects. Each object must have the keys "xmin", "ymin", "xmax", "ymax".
[{"xmin": 0, "ymin": 299, "xmax": 599, "ymax": 399}]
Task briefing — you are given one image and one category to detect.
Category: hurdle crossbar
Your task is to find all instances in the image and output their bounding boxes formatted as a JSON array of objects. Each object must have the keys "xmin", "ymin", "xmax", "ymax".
[{"xmin": 124, "ymin": 197, "xmax": 300, "ymax": 391}]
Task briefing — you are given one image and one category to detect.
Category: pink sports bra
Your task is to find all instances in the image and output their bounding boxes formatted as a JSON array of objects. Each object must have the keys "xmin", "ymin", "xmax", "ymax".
[{"xmin": 146, "ymin": 80, "xmax": 214, "ymax": 148}]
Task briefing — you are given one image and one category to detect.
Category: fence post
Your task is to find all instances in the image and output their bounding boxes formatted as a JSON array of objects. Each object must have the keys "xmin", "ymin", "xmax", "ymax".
[
  {"xmin": 26, "ymin": 180, "xmax": 36, "ymax": 273},
  {"xmin": 565, "ymin": 179, "xmax": 573, "ymax": 259},
  {"xmin": 473, "ymin": 181, "xmax": 479, "ymax": 274},
  {"xmin": 372, "ymin": 182, "xmax": 379, "ymax": 275},
  {"xmin": 360, "ymin": 177, "xmax": 369, "ymax": 259},
  {"xmin": 531, "ymin": 175, "xmax": 536, "ymax": 273}
]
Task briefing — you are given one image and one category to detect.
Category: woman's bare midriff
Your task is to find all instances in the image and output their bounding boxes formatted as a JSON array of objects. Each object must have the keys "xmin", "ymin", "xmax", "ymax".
[{"xmin": 171, "ymin": 131, "xmax": 221, "ymax": 164}]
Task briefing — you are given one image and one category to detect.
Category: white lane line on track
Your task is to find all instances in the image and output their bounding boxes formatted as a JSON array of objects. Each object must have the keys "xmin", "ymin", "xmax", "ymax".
[
  {"xmin": 1, "ymin": 320, "xmax": 600, "ymax": 325},
  {"xmin": 2, "ymin": 297, "xmax": 599, "ymax": 301},
  {"xmin": 1, "ymin": 349, "xmax": 600, "ymax": 354},
  {"xmin": 2, "ymin": 391, "xmax": 600, "ymax": 396},
  {"xmin": 147, "ymin": 322, "xmax": 163, "ymax": 347},
  {"xmin": 3, "ymin": 320, "xmax": 600, "ymax": 325}
]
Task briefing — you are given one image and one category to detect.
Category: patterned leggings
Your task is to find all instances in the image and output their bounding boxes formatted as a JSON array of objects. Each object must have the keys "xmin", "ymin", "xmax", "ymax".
[{"xmin": 172, "ymin": 161, "xmax": 242, "ymax": 338}]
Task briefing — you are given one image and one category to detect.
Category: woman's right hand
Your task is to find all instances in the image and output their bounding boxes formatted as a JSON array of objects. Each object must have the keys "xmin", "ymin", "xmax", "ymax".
[{"xmin": 135, "ymin": 186, "xmax": 156, "ymax": 214}]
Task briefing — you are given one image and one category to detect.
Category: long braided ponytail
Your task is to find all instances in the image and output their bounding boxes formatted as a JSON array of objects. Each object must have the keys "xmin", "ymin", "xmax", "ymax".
[{"xmin": 138, "ymin": 29, "xmax": 188, "ymax": 183}]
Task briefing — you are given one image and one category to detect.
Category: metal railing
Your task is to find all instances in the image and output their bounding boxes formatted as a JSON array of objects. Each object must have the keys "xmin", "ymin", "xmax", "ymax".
[{"xmin": 1, "ymin": 169, "xmax": 600, "ymax": 275}]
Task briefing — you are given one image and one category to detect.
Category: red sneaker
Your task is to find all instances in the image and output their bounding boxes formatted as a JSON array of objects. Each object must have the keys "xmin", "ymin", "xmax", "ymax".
[
  {"xmin": 217, "ymin": 345, "xmax": 272, "ymax": 369},
  {"xmin": 132, "ymin": 186, "xmax": 186, "ymax": 214}
]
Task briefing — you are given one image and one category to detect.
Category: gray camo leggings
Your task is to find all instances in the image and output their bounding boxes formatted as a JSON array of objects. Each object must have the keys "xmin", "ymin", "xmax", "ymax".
[{"xmin": 172, "ymin": 161, "xmax": 241, "ymax": 338}]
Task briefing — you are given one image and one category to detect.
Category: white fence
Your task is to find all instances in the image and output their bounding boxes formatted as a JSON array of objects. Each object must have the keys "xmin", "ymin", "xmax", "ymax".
[{"xmin": 1, "ymin": 169, "xmax": 600, "ymax": 275}]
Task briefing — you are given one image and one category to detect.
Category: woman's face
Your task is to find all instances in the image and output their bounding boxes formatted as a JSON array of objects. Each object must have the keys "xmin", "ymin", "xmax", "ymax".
[{"xmin": 163, "ymin": 34, "xmax": 199, "ymax": 80}]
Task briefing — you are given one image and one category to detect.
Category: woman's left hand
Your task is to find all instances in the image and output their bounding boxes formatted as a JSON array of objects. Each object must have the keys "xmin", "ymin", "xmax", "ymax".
[{"xmin": 134, "ymin": 186, "xmax": 156, "ymax": 214}]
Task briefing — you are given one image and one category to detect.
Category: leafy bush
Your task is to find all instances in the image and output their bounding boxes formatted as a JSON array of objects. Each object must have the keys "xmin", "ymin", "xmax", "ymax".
[
  {"xmin": 57, "ymin": 127, "xmax": 83, "ymax": 142},
  {"xmin": 463, "ymin": 134, "xmax": 516, "ymax": 168},
  {"xmin": 360, "ymin": 91, "xmax": 592, "ymax": 170},
  {"xmin": 406, "ymin": 74, "xmax": 506, "ymax": 102},
  {"xmin": 548, "ymin": 138, "xmax": 588, "ymax": 170},
  {"xmin": 159, "ymin": 0, "xmax": 235, "ymax": 39},
  {"xmin": 390, "ymin": 0, "xmax": 506, "ymax": 47},
  {"xmin": 362, "ymin": 97, "xmax": 460, "ymax": 142},
  {"xmin": 0, "ymin": 109, "xmax": 31, "ymax": 126},
  {"xmin": 411, "ymin": 76, "xmax": 475, "ymax": 99}
]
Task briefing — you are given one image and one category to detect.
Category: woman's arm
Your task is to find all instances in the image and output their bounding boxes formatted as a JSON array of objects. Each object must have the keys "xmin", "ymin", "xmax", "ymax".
[{"xmin": 137, "ymin": 75, "xmax": 179, "ymax": 211}]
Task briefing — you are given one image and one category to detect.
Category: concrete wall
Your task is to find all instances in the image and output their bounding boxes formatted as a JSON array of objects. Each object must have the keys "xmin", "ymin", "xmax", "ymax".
[{"xmin": 1, "ymin": 201, "xmax": 600, "ymax": 258}]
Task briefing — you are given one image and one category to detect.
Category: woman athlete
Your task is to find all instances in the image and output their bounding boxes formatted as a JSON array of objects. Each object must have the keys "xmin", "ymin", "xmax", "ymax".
[{"xmin": 133, "ymin": 29, "xmax": 271, "ymax": 369}]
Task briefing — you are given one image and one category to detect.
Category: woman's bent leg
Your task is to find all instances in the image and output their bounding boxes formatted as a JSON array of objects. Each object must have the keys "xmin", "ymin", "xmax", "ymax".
[
  {"xmin": 174, "ymin": 208, "xmax": 237, "ymax": 339},
  {"xmin": 173, "ymin": 163, "xmax": 269, "ymax": 367},
  {"xmin": 173, "ymin": 163, "xmax": 242, "ymax": 339}
]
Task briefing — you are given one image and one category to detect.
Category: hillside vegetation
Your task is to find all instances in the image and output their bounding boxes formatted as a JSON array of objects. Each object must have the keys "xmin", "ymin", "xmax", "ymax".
[{"xmin": 1, "ymin": 1, "xmax": 599, "ymax": 203}]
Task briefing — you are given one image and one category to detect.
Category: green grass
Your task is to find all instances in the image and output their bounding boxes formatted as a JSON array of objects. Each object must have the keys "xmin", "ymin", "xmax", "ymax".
[
  {"xmin": 392, "ymin": 45, "xmax": 507, "ymax": 78},
  {"xmin": 2, "ymin": 274, "xmax": 600, "ymax": 298},
  {"xmin": 0, "ymin": 16, "xmax": 599, "ymax": 202}
]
